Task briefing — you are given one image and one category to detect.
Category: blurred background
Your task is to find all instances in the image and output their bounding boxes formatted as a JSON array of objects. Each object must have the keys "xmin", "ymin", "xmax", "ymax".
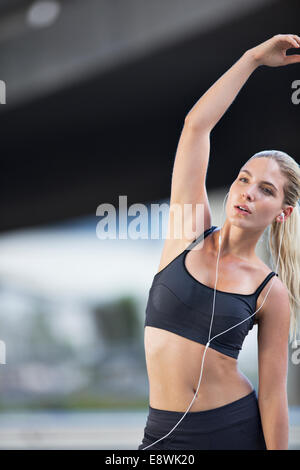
[{"xmin": 0, "ymin": 0, "xmax": 299, "ymax": 450}]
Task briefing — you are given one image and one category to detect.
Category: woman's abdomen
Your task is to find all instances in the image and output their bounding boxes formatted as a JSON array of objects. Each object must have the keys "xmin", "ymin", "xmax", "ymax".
[{"xmin": 144, "ymin": 326, "xmax": 254, "ymax": 412}]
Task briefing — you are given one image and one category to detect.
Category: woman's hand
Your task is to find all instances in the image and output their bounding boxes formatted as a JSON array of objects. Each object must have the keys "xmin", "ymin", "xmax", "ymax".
[{"xmin": 249, "ymin": 34, "xmax": 300, "ymax": 67}]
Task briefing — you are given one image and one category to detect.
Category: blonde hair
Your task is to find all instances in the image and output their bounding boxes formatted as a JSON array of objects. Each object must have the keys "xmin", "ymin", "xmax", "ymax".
[{"xmin": 248, "ymin": 150, "xmax": 300, "ymax": 344}]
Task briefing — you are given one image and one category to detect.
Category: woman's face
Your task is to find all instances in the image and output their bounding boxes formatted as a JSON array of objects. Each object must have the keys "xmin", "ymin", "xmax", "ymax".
[{"xmin": 227, "ymin": 157, "xmax": 286, "ymax": 229}]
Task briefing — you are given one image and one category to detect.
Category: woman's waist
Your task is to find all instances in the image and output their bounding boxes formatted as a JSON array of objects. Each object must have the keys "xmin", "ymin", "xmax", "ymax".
[{"xmin": 148, "ymin": 367, "xmax": 254, "ymax": 412}]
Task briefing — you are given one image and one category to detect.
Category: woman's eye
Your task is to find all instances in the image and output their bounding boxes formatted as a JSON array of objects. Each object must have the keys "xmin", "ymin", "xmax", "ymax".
[
  {"xmin": 239, "ymin": 177, "xmax": 247, "ymax": 182},
  {"xmin": 262, "ymin": 187, "xmax": 273, "ymax": 195}
]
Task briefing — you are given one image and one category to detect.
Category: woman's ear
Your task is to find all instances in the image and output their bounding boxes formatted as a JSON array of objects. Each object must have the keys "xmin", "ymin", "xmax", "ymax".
[{"xmin": 275, "ymin": 206, "xmax": 293, "ymax": 222}]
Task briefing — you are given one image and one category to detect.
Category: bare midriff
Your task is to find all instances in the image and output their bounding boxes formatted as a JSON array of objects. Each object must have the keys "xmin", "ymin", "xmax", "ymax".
[{"xmin": 144, "ymin": 326, "xmax": 254, "ymax": 412}]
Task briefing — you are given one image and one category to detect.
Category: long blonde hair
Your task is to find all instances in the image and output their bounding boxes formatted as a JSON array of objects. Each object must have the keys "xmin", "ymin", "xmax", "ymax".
[{"xmin": 248, "ymin": 150, "xmax": 300, "ymax": 344}]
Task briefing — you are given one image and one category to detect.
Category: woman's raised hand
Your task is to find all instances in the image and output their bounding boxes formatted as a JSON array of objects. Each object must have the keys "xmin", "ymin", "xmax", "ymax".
[{"xmin": 249, "ymin": 34, "xmax": 300, "ymax": 67}]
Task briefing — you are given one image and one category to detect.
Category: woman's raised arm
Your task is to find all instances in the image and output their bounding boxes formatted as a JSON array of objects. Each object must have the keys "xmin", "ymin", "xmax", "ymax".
[
  {"xmin": 185, "ymin": 34, "xmax": 300, "ymax": 131},
  {"xmin": 168, "ymin": 44, "xmax": 260, "ymax": 240}
]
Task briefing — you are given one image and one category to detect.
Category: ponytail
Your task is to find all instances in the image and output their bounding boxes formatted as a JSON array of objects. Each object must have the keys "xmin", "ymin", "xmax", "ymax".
[{"xmin": 268, "ymin": 201, "xmax": 300, "ymax": 344}]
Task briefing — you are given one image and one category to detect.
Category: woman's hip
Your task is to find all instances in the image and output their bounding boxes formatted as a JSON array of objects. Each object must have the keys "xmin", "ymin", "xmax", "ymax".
[{"xmin": 138, "ymin": 389, "xmax": 266, "ymax": 450}]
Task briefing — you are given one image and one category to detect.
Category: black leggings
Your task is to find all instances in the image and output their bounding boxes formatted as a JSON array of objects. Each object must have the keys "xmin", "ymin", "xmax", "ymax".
[{"xmin": 138, "ymin": 390, "xmax": 267, "ymax": 450}]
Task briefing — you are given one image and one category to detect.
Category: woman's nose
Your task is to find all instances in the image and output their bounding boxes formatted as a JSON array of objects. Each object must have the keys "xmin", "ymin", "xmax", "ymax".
[{"xmin": 242, "ymin": 190, "xmax": 255, "ymax": 201}]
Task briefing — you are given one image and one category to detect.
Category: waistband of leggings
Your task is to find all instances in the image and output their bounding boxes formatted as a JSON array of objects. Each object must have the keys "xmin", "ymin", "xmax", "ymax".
[{"xmin": 147, "ymin": 390, "xmax": 259, "ymax": 434}]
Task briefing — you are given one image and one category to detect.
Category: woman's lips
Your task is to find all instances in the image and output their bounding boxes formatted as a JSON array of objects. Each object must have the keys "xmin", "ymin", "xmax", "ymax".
[{"xmin": 234, "ymin": 206, "xmax": 251, "ymax": 215}]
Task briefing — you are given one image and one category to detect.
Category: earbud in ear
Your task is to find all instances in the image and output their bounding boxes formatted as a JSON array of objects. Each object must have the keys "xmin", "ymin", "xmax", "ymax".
[{"xmin": 275, "ymin": 212, "xmax": 285, "ymax": 223}]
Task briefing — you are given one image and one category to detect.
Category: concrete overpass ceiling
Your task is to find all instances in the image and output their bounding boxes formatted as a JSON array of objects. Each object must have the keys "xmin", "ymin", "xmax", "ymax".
[{"xmin": 0, "ymin": 0, "xmax": 275, "ymax": 107}]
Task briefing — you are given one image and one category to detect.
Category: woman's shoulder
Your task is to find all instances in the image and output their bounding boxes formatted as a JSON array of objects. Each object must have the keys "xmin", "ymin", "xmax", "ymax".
[
  {"xmin": 253, "ymin": 259, "xmax": 287, "ymax": 293},
  {"xmin": 254, "ymin": 261, "xmax": 289, "ymax": 322}
]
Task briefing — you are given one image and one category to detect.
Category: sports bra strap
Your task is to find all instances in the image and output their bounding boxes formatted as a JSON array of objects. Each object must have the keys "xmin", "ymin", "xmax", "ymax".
[
  {"xmin": 185, "ymin": 226, "xmax": 218, "ymax": 251},
  {"xmin": 254, "ymin": 271, "xmax": 278, "ymax": 297}
]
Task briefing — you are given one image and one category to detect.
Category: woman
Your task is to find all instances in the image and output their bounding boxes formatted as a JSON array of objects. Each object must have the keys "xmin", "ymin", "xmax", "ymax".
[{"xmin": 138, "ymin": 34, "xmax": 300, "ymax": 451}]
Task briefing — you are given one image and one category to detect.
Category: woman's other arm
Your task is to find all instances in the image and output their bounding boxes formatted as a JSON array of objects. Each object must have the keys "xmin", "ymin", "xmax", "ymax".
[{"xmin": 256, "ymin": 278, "xmax": 291, "ymax": 450}]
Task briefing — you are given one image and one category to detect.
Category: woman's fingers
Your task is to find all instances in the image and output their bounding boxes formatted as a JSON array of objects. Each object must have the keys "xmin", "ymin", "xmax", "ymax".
[
  {"xmin": 278, "ymin": 34, "xmax": 300, "ymax": 49},
  {"xmin": 285, "ymin": 54, "xmax": 300, "ymax": 65},
  {"xmin": 276, "ymin": 34, "xmax": 300, "ymax": 65},
  {"xmin": 287, "ymin": 35, "xmax": 300, "ymax": 48},
  {"xmin": 291, "ymin": 34, "xmax": 300, "ymax": 46}
]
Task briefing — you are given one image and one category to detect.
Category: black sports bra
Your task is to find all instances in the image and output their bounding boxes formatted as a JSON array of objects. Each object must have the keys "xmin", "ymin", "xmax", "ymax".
[{"xmin": 144, "ymin": 226, "xmax": 278, "ymax": 359}]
